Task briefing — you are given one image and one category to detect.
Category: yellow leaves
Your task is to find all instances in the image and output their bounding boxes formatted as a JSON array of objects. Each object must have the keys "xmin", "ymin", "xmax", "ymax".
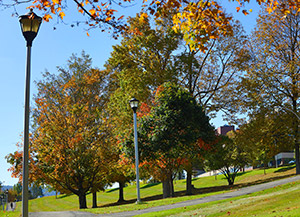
[
  {"xmin": 170, "ymin": 0, "xmax": 232, "ymax": 51},
  {"xmin": 59, "ymin": 12, "xmax": 65, "ymax": 19},
  {"xmin": 139, "ymin": 12, "xmax": 148, "ymax": 23}
]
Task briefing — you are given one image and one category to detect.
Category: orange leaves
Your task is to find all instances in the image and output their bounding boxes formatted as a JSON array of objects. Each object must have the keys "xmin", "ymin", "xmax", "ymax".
[
  {"xmin": 23, "ymin": 0, "xmax": 300, "ymax": 45},
  {"xmin": 105, "ymin": 16, "xmax": 112, "ymax": 22},
  {"xmin": 137, "ymin": 102, "xmax": 151, "ymax": 118},
  {"xmin": 235, "ymin": 0, "xmax": 300, "ymax": 15},
  {"xmin": 89, "ymin": 8, "xmax": 96, "ymax": 16},
  {"xmin": 242, "ymin": 9, "xmax": 249, "ymax": 15},
  {"xmin": 118, "ymin": 15, "xmax": 124, "ymax": 21},
  {"xmin": 43, "ymin": 14, "xmax": 52, "ymax": 21},
  {"xmin": 27, "ymin": 54, "xmax": 115, "ymax": 200},
  {"xmin": 59, "ymin": 11, "xmax": 65, "ymax": 19},
  {"xmin": 171, "ymin": 0, "xmax": 233, "ymax": 51}
]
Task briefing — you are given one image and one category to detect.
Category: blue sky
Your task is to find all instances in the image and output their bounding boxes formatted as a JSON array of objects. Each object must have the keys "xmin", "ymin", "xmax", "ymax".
[{"xmin": 0, "ymin": 1, "xmax": 260, "ymax": 186}]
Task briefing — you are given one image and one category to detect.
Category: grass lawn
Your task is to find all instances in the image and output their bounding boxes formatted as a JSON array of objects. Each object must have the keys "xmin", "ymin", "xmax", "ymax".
[
  {"xmin": 139, "ymin": 179, "xmax": 300, "ymax": 216},
  {"xmin": 0, "ymin": 165, "xmax": 296, "ymax": 217}
]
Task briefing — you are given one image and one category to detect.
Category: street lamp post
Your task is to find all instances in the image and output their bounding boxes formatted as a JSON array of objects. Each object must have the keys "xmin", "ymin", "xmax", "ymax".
[
  {"xmin": 1, "ymin": 195, "xmax": 3, "ymax": 211},
  {"xmin": 129, "ymin": 98, "xmax": 141, "ymax": 203},
  {"xmin": 19, "ymin": 9, "xmax": 42, "ymax": 217},
  {"xmin": 5, "ymin": 190, "xmax": 8, "ymax": 211}
]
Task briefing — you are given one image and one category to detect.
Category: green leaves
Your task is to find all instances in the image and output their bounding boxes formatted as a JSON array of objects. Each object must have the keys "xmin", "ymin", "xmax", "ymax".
[{"xmin": 138, "ymin": 82, "xmax": 215, "ymax": 170}]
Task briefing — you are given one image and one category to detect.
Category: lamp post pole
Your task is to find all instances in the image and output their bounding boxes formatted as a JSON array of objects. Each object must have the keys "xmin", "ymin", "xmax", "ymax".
[
  {"xmin": 5, "ymin": 190, "xmax": 8, "ymax": 211},
  {"xmin": 129, "ymin": 98, "xmax": 141, "ymax": 203},
  {"xmin": 22, "ymin": 41, "xmax": 31, "ymax": 217},
  {"xmin": 1, "ymin": 195, "xmax": 3, "ymax": 211},
  {"xmin": 19, "ymin": 9, "xmax": 42, "ymax": 217}
]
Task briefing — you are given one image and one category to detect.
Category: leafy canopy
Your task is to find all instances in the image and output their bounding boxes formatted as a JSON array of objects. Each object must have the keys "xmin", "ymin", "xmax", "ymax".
[{"xmin": 3, "ymin": 0, "xmax": 300, "ymax": 49}]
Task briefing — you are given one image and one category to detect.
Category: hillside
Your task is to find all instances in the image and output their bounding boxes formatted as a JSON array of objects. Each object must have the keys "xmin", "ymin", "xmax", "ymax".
[{"xmin": 0, "ymin": 165, "xmax": 297, "ymax": 217}]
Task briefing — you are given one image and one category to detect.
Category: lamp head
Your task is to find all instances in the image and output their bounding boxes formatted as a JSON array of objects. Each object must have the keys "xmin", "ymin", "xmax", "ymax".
[
  {"xmin": 129, "ymin": 98, "xmax": 139, "ymax": 113},
  {"xmin": 19, "ymin": 9, "xmax": 42, "ymax": 47}
]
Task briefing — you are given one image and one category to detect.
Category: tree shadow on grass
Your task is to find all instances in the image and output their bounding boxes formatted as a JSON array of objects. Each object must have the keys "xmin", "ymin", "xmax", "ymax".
[
  {"xmin": 57, "ymin": 194, "xmax": 72, "ymax": 199},
  {"xmin": 96, "ymin": 193, "xmax": 164, "ymax": 208},
  {"xmin": 105, "ymin": 188, "xmax": 119, "ymax": 193},
  {"xmin": 217, "ymin": 171, "xmax": 252, "ymax": 181},
  {"xmin": 274, "ymin": 165, "xmax": 296, "ymax": 173},
  {"xmin": 140, "ymin": 182, "xmax": 160, "ymax": 189},
  {"xmin": 96, "ymin": 172, "xmax": 296, "ymax": 209}
]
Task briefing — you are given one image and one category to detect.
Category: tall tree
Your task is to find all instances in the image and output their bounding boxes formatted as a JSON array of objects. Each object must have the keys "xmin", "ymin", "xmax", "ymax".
[
  {"xmin": 175, "ymin": 19, "xmax": 249, "ymax": 116},
  {"xmin": 234, "ymin": 108, "xmax": 294, "ymax": 171},
  {"xmin": 132, "ymin": 82, "xmax": 215, "ymax": 198},
  {"xmin": 7, "ymin": 52, "xmax": 116, "ymax": 209},
  {"xmin": 105, "ymin": 14, "xmax": 248, "ymax": 195},
  {"xmin": 33, "ymin": 52, "xmax": 116, "ymax": 209},
  {"xmin": 172, "ymin": 19, "xmax": 249, "ymax": 194},
  {"xmin": 106, "ymin": 13, "xmax": 180, "ymax": 137},
  {"xmin": 13, "ymin": 183, "xmax": 22, "ymax": 201},
  {"xmin": 29, "ymin": 184, "xmax": 44, "ymax": 199},
  {"xmin": 205, "ymin": 134, "xmax": 249, "ymax": 185},
  {"xmin": 241, "ymin": 1, "xmax": 300, "ymax": 173},
  {"xmin": 104, "ymin": 14, "xmax": 180, "ymax": 200}
]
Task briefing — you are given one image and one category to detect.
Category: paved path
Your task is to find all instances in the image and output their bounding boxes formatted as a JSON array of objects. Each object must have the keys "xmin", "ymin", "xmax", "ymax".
[{"xmin": 29, "ymin": 175, "xmax": 300, "ymax": 217}]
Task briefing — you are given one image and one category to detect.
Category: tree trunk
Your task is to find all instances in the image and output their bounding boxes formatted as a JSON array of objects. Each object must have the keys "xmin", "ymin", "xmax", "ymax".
[
  {"xmin": 162, "ymin": 179, "xmax": 171, "ymax": 198},
  {"xmin": 295, "ymin": 143, "xmax": 299, "ymax": 172},
  {"xmin": 186, "ymin": 170, "xmax": 193, "ymax": 195},
  {"xmin": 227, "ymin": 176, "xmax": 234, "ymax": 185},
  {"xmin": 92, "ymin": 192, "xmax": 97, "ymax": 208},
  {"xmin": 293, "ymin": 100, "xmax": 300, "ymax": 174},
  {"xmin": 118, "ymin": 181, "xmax": 125, "ymax": 203},
  {"xmin": 162, "ymin": 174, "xmax": 174, "ymax": 198},
  {"xmin": 78, "ymin": 193, "xmax": 87, "ymax": 209},
  {"xmin": 226, "ymin": 173, "xmax": 235, "ymax": 186},
  {"xmin": 170, "ymin": 177, "xmax": 175, "ymax": 197}
]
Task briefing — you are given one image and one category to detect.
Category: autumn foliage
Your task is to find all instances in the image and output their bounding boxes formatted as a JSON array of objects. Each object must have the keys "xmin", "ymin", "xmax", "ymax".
[
  {"xmin": 7, "ymin": 52, "xmax": 117, "ymax": 209},
  {"xmin": 3, "ymin": 0, "xmax": 300, "ymax": 48}
]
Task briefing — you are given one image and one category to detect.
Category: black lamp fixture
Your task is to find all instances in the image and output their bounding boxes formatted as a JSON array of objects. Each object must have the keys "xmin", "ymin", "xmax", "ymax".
[
  {"xmin": 129, "ymin": 98, "xmax": 139, "ymax": 113},
  {"xmin": 19, "ymin": 9, "xmax": 42, "ymax": 47}
]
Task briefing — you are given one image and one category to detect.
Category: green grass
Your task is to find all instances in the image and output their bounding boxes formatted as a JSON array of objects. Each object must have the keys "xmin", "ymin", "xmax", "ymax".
[
  {"xmin": 138, "ymin": 180, "xmax": 300, "ymax": 217},
  {"xmin": 0, "ymin": 165, "xmax": 296, "ymax": 217}
]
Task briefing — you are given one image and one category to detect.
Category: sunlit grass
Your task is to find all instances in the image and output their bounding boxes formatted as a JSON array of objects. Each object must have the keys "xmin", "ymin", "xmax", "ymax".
[
  {"xmin": 140, "ymin": 180, "xmax": 300, "ymax": 217},
  {"xmin": 0, "ymin": 164, "xmax": 296, "ymax": 217}
]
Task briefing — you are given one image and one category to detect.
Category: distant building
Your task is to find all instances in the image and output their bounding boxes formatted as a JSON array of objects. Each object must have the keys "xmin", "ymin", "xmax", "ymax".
[
  {"xmin": 217, "ymin": 125, "xmax": 234, "ymax": 136},
  {"xmin": 274, "ymin": 152, "xmax": 295, "ymax": 167}
]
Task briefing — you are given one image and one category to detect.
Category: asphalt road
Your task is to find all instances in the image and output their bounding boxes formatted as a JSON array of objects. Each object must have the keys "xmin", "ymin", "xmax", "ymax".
[{"xmin": 29, "ymin": 175, "xmax": 300, "ymax": 217}]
